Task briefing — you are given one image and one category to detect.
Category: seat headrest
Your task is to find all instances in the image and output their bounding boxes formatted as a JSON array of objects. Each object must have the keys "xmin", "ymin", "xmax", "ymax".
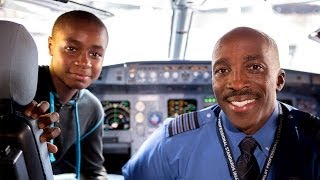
[{"xmin": 0, "ymin": 20, "xmax": 38, "ymax": 106}]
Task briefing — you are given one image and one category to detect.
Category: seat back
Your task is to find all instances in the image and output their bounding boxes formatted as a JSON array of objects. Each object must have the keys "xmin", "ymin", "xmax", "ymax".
[
  {"xmin": 0, "ymin": 20, "xmax": 53, "ymax": 180},
  {"xmin": 0, "ymin": 20, "xmax": 38, "ymax": 105}
]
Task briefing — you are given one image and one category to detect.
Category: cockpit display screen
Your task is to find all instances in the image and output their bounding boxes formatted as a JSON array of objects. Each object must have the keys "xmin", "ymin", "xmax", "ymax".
[
  {"xmin": 167, "ymin": 99, "xmax": 197, "ymax": 117},
  {"xmin": 101, "ymin": 100, "xmax": 130, "ymax": 130}
]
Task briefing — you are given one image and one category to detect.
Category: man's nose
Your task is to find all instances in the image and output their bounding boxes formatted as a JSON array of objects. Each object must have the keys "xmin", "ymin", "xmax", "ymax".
[{"xmin": 226, "ymin": 70, "xmax": 249, "ymax": 90}]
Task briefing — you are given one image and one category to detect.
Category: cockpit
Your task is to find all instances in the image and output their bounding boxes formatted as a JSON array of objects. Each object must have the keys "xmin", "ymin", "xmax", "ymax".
[{"xmin": 1, "ymin": 0, "xmax": 320, "ymax": 179}]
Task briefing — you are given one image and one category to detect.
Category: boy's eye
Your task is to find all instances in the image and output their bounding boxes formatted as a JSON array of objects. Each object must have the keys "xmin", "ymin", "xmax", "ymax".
[
  {"xmin": 90, "ymin": 52, "xmax": 102, "ymax": 58},
  {"xmin": 214, "ymin": 68, "xmax": 229, "ymax": 74},
  {"xmin": 66, "ymin": 46, "xmax": 76, "ymax": 52}
]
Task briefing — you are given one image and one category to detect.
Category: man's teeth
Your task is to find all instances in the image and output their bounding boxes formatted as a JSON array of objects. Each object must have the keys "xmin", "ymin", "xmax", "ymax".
[{"xmin": 231, "ymin": 99, "xmax": 255, "ymax": 107}]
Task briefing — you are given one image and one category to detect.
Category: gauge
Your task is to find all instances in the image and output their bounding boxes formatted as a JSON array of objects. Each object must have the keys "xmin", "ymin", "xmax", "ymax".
[
  {"xmin": 102, "ymin": 100, "xmax": 130, "ymax": 130},
  {"xmin": 135, "ymin": 112, "xmax": 145, "ymax": 123},
  {"xmin": 163, "ymin": 71, "xmax": 170, "ymax": 79},
  {"xmin": 167, "ymin": 99, "xmax": 197, "ymax": 117},
  {"xmin": 148, "ymin": 112, "xmax": 162, "ymax": 127},
  {"xmin": 135, "ymin": 101, "xmax": 146, "ymax": 112}
]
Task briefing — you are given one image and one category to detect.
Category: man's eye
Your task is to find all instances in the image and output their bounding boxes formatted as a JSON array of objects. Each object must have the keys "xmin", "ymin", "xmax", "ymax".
[{"xmin": 248, "ymin": 64, "xmax": 263, "ymax": 71}]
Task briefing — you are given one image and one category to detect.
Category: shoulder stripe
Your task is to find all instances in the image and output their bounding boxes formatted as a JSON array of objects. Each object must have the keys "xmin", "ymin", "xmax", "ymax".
[{"xmin": 168, "ymin": 111, "xmax": 199, "ymax": 137}]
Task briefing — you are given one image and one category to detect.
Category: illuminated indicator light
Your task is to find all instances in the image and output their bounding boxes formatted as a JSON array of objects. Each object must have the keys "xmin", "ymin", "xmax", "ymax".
[
  {"xmin": 204, "ymin": 97, "xmax": 216, "ymax": 103},
  {"xmin": 135, "ymin": 112, "xmax": 145, "ymax": 123},
  {"xmin": 135, "ymin": 101, "xmax": 146, "ymax": 112}
]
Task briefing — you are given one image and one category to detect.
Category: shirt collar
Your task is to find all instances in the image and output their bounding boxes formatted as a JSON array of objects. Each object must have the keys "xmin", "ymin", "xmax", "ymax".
[{"xmin": 221, "ymin": 101, "xmax": 279, "ymax": 156}]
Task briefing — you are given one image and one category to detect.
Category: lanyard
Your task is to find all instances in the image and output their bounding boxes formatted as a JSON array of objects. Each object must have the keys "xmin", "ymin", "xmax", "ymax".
[
  {"xmin": 49, "ymin": 92, "xmax": 56, "ymax": 162},
  {"xmin": 216, "ymin": 104, "xmax": 283, "ymax": 180},
  {"xmin": 49, "ymin": 91, "xmax": 81, "ymax": 179}
]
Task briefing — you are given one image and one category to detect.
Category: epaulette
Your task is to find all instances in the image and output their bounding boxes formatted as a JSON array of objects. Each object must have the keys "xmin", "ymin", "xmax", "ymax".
[{"xmin": 168, "ymin": 111, "xmax": 200, "ymax": 137}]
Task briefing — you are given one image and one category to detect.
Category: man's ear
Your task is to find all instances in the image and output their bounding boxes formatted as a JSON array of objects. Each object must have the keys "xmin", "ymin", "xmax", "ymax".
[
  {"xmin": 276, "ymin": 69, "xmax": 285, "ymax": 92},
  {"xmin": 48, "ymin": 36, "xmax": 53, "ymax": 56}
]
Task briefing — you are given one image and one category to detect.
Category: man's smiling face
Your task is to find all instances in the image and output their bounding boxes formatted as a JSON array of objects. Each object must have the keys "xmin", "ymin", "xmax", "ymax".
[{"xmin": 212, "ymin": 27, "xmax": 285, "ymax": 134}]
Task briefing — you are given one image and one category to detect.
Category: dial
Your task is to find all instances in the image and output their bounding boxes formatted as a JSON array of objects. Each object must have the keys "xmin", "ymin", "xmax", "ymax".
[
  {"xmin": 167, "ymin": 99, "xmax": 197, "ymax": 117},
  {"xmin": 102, "ymin": 100, "xmax": 130, "ymax": 130}
]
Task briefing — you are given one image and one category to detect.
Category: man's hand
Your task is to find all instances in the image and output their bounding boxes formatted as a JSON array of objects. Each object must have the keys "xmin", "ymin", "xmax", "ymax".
[{"xmin": 23, "ymin": 100, "xmax": 61, "ymax": 153}]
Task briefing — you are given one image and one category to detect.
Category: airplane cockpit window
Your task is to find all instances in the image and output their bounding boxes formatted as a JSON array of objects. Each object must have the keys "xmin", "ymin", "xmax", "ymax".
[{"xmin": 1, "ymin": 0, "xmax": 320, "ymax": 178}]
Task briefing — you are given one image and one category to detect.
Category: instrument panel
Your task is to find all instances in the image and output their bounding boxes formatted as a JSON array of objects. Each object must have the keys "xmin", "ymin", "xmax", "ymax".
[{"xmin": 90, "ymin": 61, "xmax": 214, "ymax": 155}]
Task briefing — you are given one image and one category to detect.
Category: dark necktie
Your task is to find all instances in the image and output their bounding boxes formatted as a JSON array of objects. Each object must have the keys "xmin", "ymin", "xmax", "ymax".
[{"xmin": 236, "ymin": 136, "xmax": 260, "ymax": 180}]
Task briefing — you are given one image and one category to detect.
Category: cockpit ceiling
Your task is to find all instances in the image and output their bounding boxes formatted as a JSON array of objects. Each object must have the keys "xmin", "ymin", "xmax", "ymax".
[
  {"xmin": 2, "ymin": 0, "xmax": 320, "ymax": 16},
  {"xmin": 1, "ymin": 0, "xmax": 320, "ymax": 25}
]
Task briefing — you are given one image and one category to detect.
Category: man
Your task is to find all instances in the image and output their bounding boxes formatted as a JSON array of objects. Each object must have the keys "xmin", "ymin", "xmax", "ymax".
[
  {"xmin": 34, "ymin": 10, "xmax": 108, "ymax": 179},
  {"xmin": 122, "ymin": 27, "xmax": 320, "ymax": 179}
]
